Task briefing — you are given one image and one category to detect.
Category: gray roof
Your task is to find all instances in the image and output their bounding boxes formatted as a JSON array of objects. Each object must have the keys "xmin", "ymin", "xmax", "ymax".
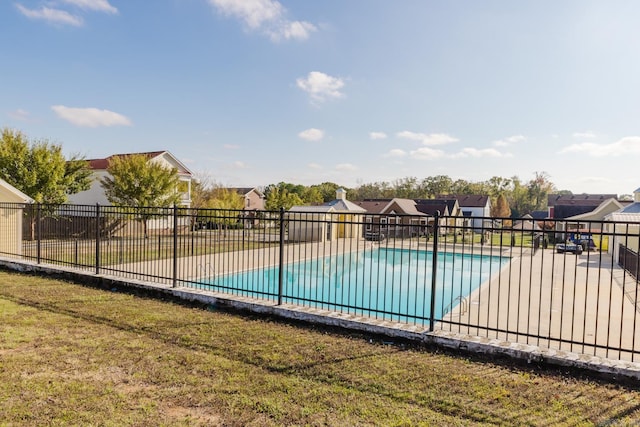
[
  {"xmin": 548, "ymin": 194, "xmax": 617, "ymax": 206},
  {"xmin": 227, "ymin": 187, "xmax": 263, "ymax": 197},
  {"xmin": 530, "ymin": 210, "xmax": 548, "ymax": 220},
  {"xmin": 325, "ymin": 198, "xmax": 367, "ymax": 212},
  {"xmin": 388, "ymin": 198, "xmax": 425, "ymax": 215},
  {"xmin": 415, "ymin": 201, "xmax": 448, "ymax": 216},
  {"xmin": 620, "ymin": 203, "xmax": 640, "ymax": 214},
  {"xmin": 353, "ymin": 200, "xmax": 388, "ymax": 214},
  {"xmin": 438, "ymin": 194, "xmax": 489, "ymax": 208},
  {"xmin": 288, "ymin": 205, "xmax": 334, "ymax": 213},
  {"xmin": 553, "ymin": 205, "xmax": 598, "ymax": 219},
  {"xmin": 607, "ymin": 212, "xmax": 640, "ymax": 222}
]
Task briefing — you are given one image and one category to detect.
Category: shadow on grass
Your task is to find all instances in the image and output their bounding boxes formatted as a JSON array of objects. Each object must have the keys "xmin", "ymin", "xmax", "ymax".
[{"xmin": 2, "ymin": 273, "xmax": 640, "ymax": 425}]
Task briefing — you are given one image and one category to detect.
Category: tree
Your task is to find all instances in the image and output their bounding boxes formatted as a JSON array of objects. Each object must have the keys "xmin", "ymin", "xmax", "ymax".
[
  {"xmin": 310, "ymin": 182, "xmax": 342, "ymax": 202},
  {"xmin": 419, "ymin": 175, "xmax": 453, "ymax": 198},
  {"xmin": 189, "ymin": 172, "xmax": 217, "ymax": 210},
  {"xmin": 350, "ymin": 181, "xmax": 394, "ymax": 200},
  {"xmin": 264, "ymin": 183, "xmax": 304, "ymax": 210},
  {"xmin": 208, "ymin": 187, "xmax": 244, "ymax": 210},
  {"xmin": 0, "ymin": 128, "xmax": 91, "ymax": 204},
  {"xmin": 508, "ymin": 176, "xmax": 529, "ymax": 217},
  {"xmin": 392, "ymin": 177, "xmax": 418, "ymax": 198},
  {"xmin": 301, "ymin": 186, "xmax": 324, "ymax": 204},
  {"xmin": 205, "ymin": 187, "xmax": 245, "ymax": 233},
  {"xmin": 527, "ymin": 171, "xmax": 555, "ymax": 212},
  {"xmin": 492, "ymin": 193, "xmax": 512, "ymax": 227},
  {"xmin": 0, "ymin": 128, "xmax": 91, "ymax": 239},
  {"xmin": 101, "ymin": 154, "xmax": 181, "ymax": 237}
]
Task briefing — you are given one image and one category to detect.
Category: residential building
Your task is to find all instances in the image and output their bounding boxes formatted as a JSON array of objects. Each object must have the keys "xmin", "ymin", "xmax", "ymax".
[
  {"xmin": 354, "ymin": 198, "xmax": 429, "ymax": 239},
  {"xmin": 547, "ymin": 194, "xmax": 618, "ymax": 220},
  {"xmin": 548, "ymin": 194, "xmax": 622, "ymax": 239},
  {"xmin": 414, "ymin": 198, "xmax": 463, "ymax": 234},
  {"xmin": 438, "ymin": 195, "xmax": 492, "ymax": 232},
  {"xmin": 226, "ymin": 187, "xmax": 265, "ymax": 211},
  {"xmin": 68, "ymin": 150, "xmax": 193, "ymax": 207}
]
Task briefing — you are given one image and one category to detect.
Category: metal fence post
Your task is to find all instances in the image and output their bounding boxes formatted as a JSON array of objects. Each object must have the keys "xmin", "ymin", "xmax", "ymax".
[
  {"xmin": 173, "ymin": 204, "xmax": 178, "ymax": 288},
  {"xmin": 36, "ymin": 203, "xmax": 41, "ymax": 264},
  {"xmin": 278, "ymin": 207, "xmax": 285, "ymax": 305},
  {"xmin": 429, "ymin": 210, "xmax": 440, "ymax": 332},
  {"xmin": 95, "ymin": 204, "xmax": 100, "ymax": 274}
]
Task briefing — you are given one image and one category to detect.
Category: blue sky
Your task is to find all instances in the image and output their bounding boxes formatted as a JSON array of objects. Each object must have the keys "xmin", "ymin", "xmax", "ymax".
[{"xmin": 2, "ymin": 0, "xmax": 640, "ymax": 195}]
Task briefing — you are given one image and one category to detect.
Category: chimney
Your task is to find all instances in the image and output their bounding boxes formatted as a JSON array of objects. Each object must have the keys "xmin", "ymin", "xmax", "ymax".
[{"xmin": 336, "ymin": 188, "xmax": 346, "ymax": 200}]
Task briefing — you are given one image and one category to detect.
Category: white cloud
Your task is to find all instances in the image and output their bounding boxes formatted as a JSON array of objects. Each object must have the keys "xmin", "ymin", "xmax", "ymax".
[
  {"xmin": 369, "ymin": 131, "xmax": 387, "ymax": 140},
  {"xmin": 559, "ymin": 137, "xmax": 640, "ymax": 157},
  {"xmin": 51, "ymin": 105, "xmax": 132, "ymax": 127},
  {"xmin": 233, "ymin": 161, "xmax": 248, "ymax": 169},
  {"xmin": 307, "ymin": 162, "xmax": 322, "ymax": 169},
  {"xmin": 493, "ymin": 135, "xmax": 525, "ymax": 147},
  {"xmin": 572, "ymin": 131, "xmax": 597, "ymax": 139},
  {"xmin": 298, "ymin": 128, "xmax": 324, "ymax": 142},
  {"xmin": 384, "ymin": 149, "xmax": 407, "ymax": 158},
  {"xmin": 397, "ymin": 131, "xmax": 458, "ymax": 146},
  {"xmin": 16, "ymin": 4, "xmax": 83, "ymax": 26},
  {"xmin": 409, "ymin": 147, "xmax": 446, "ymax": 160},
  {"xmin": 296, "ymin": 71, "xmax": 345, "ymax": 103},
  {"xmin": 8, "ymin": 109, "xmax": 31, "ymax": 121},
  {"xmin": 208, "ymin": 0, "xmax": 316, "ymax": 41},
  {"xmin": 452, "ymin": 147, "xmax": 512, "ymax": 158},
  {"xmin": 334, "ymin": 163, "xmax": 357, "ymax": 172},
  {"xmin": 275, "ymin": 20, "xmax": 316, "ymax": 42},
  {"xmin": 60, "ymin": 0, "xmax": 117, "ymax": 14}
]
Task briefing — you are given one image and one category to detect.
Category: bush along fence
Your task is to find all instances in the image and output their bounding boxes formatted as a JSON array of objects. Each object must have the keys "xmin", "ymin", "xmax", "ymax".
[{"xmin": 1, "ymin": 202, "xmax": 640, "ymax": 362}]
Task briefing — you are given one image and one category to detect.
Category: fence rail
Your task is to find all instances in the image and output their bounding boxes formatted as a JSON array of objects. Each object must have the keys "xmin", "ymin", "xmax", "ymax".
[{"xmin": 1, "ymin": 202, "xmax": 640, "ymax": 362}]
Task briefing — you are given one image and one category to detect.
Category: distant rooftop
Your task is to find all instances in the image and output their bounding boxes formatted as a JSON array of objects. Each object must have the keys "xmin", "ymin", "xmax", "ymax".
[{"xmin": 548, "ymin": 194, "xmax": 617, "ymax": 206}]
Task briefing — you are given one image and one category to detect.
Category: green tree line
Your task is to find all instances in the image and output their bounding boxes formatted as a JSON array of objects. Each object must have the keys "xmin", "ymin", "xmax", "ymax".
[{"xmin": 263, "ymin": 173, "xmax": 569, "ymax": 217}]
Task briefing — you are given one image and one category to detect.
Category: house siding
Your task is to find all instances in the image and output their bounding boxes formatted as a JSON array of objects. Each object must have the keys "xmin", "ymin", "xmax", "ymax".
[{"xmin": 0, "ymin": 181, "xmax": 32, "ymax": 256}]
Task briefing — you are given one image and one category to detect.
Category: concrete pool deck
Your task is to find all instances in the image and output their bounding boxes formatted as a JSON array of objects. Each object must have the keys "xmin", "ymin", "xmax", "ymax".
[
  {"xmin": 442, "ymin": 247, "xmax": 640, "ymax": 362},
  {"xmin": 2, "ymin": 239, "xmax": 640, "ymax": 380}
]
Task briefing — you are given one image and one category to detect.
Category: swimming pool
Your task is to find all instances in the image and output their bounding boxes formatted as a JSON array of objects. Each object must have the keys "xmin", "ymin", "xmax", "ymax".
[{"xmin": 200, "ymin": 248, "xmax": 508, "ymax": 323}]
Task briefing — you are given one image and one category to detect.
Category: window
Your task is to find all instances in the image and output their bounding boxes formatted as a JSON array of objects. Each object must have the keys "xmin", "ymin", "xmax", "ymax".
[{"xmin": 365, "ymin": 216, "xmax": 372, "ymax": 231}]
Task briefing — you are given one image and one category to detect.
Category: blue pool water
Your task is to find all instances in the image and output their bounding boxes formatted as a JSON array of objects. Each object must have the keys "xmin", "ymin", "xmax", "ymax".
[{"xmin": 202, "ymin": 248, "xmax": 508, "ymax": 323}]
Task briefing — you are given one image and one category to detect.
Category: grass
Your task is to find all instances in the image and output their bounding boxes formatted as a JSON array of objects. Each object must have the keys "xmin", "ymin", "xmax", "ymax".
[
  {"xmin": 1, "ymin": 270, "xmax": 640, "ymax": 426},
  {"xmin": 21, "ymin": 232, "xmax": 277, "ymax": 267}
]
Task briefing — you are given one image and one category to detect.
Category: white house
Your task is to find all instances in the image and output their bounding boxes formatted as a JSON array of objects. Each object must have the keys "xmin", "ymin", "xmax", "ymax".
[
  {"xmin": 441, "ymin": 195, "xmax": 491, "ymax": 232},
  {"xmin": 65, "ymin": 151, "xmax": 193, "ymax": 235},
  {"xmin": 68, "ymin": 151, "xmax": 193, "ymax": 207},
  {"xmin": 0, "ymin": 178, "xmax": 33, "ymax": 256}
]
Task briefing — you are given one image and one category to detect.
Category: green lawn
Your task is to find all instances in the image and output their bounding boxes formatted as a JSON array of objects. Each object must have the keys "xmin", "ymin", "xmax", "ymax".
[
  {"xmin": 1, "ymin": 270, "xmax": 639, "ymax": 426},
  {"xmin": 21, "ymin": 232, "xmax": 277, "ymax": 267}
]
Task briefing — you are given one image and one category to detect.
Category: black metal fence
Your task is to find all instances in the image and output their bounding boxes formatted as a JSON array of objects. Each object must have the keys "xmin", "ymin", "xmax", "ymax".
[
  {"xmin": 1, "ymin": 202, "xmax": 640, "ymax": 362},
  {"xmin": 620, "ymin": 244, "xmax": 640, "ymax": 281}
]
